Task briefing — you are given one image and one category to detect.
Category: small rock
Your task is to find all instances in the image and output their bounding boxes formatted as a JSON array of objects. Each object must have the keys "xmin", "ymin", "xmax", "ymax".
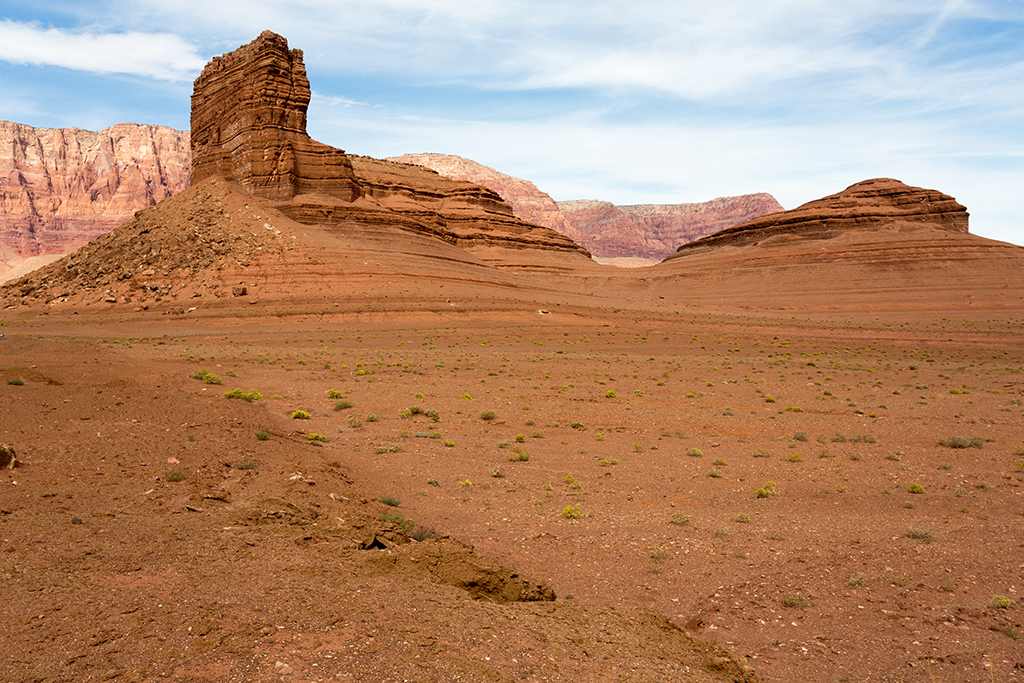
[
  {"xmin": 0, "ymin": 444, "xmax": 18, "ymax": 470},
  {"xmin": 274, "ymin": 661, "xmax": 292, "ymax": 675}
]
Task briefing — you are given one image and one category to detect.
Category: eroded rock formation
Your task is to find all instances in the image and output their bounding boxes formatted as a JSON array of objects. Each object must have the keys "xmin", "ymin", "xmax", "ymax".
[
  {"xmin": 192, "ymin": 32, "xmax": 588, "ymax": 263},
  {"xmin": 388, "ymin": 153, "xmax": 585, "ymax": 243},
  {"xmin": 558, "ymin": 195, "xmax": 784, "ymax": 260},
  {"xmin": 389, "ymin": 152, "xmax": 783, "ymax": 260},
  {"xmin": 0, "ymin": 120, "xmax": 190, "ymax": 258},
  {"xmin": 669, "ymin": 178, "xmax": 968, "ymax": 257}
]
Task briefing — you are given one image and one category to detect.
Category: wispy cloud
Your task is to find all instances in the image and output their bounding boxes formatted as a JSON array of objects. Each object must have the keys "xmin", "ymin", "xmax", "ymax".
[{"xmin": 0, "ymin": 20, "xmax": 205, "ymax": 81}]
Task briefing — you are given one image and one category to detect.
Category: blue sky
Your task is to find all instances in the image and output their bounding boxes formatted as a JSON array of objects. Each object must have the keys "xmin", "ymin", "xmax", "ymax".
[{"xmin": 1, "ymin": 1, "xmax": 1023, "ymax": 246}]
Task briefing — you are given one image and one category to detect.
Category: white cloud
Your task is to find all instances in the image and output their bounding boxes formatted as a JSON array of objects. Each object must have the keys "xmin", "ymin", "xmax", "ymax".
[{"xmin": 0, "ymin": 20, "xmax": 205, "ymax": 81}]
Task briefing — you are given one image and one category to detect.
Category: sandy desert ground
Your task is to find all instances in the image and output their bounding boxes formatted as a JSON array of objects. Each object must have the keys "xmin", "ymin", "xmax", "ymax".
[{"xmin": 2, "ymin": 178, "xmax": 1023, "ymax": 683}]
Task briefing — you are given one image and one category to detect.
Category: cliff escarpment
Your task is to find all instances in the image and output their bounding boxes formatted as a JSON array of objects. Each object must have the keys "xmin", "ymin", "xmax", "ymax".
[
  {"xmin": 0, "ymin": 121, "xmax": 190, "ymax": 258},
  {"xmin": 191, "ymin": 32, "xmax": 589, "ymax": 265}
]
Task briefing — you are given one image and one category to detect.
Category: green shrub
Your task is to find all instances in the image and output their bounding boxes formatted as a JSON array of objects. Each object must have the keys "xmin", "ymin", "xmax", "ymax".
[
  {"xmin": 686, "ymin": 448, "xmax": 704, "ymax": 457},
  {"xmin": 481, "ymin": 410, "xmax": 497, "ymax": 421},
  {"xmin": 782, "ymin": 595, "xmax": 810, "ymax": 608},
  {"xmin": 327, "ymin": 389, "xmax": 344, "ymax": 399},
  {"xmin": 333, "ymin": 399, "xmax": 353, "ymax": 410},
  {"xmin": 365, "ymin": 413, "xmax": 380, "ymax": 423},
  {"xmin": 308, "ymin": 433, "xmax": 330, "ymax": 443},
  {"xmin": 291, "ymin": 410, "xmax": 311, "ymax": 420},
  {"xmin": 793, "ymin": 432, "xmax": 809, "ymax": 442},
  {"xmin": 789, "ymin": 453, "xmax": 804, "ymax": 462},
  {"xmin": 733, "ymin": 513, "xmax": 750, "ymax": 523},
  {"xmin": 561, "ymin": 504, "xmax": 582, "ymax": 519},
  {"xmin": 707, "ymin": 469, "xmax": 723, "ymax": 478},
  {"xmin": 190, "ymin": 369, "xmax": 222, "ymax": 384},
  {"xmin": 907, "ymin": 482, "xmax": 925, "ymax": 494},
  {"xmin": 605, "ymin": 390, "xmax": 616, "ymax": 398},
  {"xmin": 165, "ymin": 468, "xmax": 186, "ymax": 482},
  {"xmin": 991, "ymin": 595, "xmax": 1017, "ymax": 609},
  {"xmin": 224, "ymin": 389, "xmax": 262, "ymax": 402},
  {"xmin": 254, "ymin": 429, "xmax": 271, "ymax": 441},
  {"xmin": 670, "ymin": 513, "xmax": 689, "ymax": 526},
  {"xmin": 378, "ymin": 496, "xmax": 401, "ymax": 507},
  {"xmin": 755, "ymin": 481, "xmax": 777, "ymax": 498}
]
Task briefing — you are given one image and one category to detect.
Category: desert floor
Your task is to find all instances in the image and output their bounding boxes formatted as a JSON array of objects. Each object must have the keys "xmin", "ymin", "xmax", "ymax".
[{"xmin": 2, "ymin": 270, "xmax": 1022, "ymax": 682}]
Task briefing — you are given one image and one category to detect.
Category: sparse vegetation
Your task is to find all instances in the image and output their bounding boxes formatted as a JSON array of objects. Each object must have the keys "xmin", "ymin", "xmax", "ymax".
[
  {"xmin": 378, "ymin": 496, "xmax": 401, "ymax": 507},
  {"xmin": 255, "ymin": 429, "xmax": 271, "ymax": 441},
  {"xmin": 782, "ymin": 595, "xmax": 810, "ymax": 608},
  {"xmin": 991, "ymin": 595, "xmax": 1017, "ymax": 609},
  {"xmin": 939, "ymin": 435, "xmax": 984, "ymax": 449},
  {"xmin": 224, "ymin": 388, "xmax": 262, "ymax": 402},
  {"xmin": 686, "ymin": 448, "xmax": 704, "ymax": 457},
  {"xmin": 190, "ymin": 368, "xmax": 222, "ymax": 384},
  {"xmin": 164, "ymin": 468, "xmax": 186, "ymax": 482}
]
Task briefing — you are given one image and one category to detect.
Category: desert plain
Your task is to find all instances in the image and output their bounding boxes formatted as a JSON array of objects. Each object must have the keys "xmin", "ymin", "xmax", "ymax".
[{"xmin": 1, "ymin": 173, "xmax": 1023, "ymax": 683}]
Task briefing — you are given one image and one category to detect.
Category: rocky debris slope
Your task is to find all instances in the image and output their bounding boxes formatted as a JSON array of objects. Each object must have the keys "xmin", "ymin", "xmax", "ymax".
[
  {"xmin": 559, "ymin": 195, "xmax": 784, "ymax": 260},
  {"xmin": 191, "ymin": 32, "xmax": 589, "ymax": 265},
  {"xmin": 0, "ymin": 120, "xmax": 190, "ymax": 259},
  {"xmin": 0, "ymin": 177, "xmax": 302, "ymax": 309},
  {"xmin": 668, "ymin": 178, "xmax": 968, "ymax": 256}
]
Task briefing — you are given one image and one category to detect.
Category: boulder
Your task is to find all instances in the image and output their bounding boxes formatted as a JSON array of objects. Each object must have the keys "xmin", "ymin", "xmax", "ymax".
[{"xmin": 0, "ymin": 443, "xmax": 17, "ymax": 469}]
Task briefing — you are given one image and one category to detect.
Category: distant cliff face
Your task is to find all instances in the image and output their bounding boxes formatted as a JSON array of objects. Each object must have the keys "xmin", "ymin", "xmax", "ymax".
[
  {"xmin": 389, "ymin": 153, "xmax": 782, "ymax": 260},
  {"xmin": 0, "ymin": 120, "xmax": 190, "ymax": 259},
  {"xmin": 388, "ymin": 153, "xmax": 586, "ymax": 244},
  {"xmin": 558, "ymin": 195, "xmax": 785, "ymax": 259}
]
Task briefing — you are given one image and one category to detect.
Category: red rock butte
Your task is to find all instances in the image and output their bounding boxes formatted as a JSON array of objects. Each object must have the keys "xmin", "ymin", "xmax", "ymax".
[{"xmin": 190, "ymin": 31, "xmax": 589, "ymax": 266}]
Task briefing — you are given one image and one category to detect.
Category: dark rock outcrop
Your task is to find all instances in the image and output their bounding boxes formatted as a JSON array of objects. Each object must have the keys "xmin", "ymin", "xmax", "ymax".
[{"xmin": 668, "ymin": 178, "xmax": 968, "ymax": 258}]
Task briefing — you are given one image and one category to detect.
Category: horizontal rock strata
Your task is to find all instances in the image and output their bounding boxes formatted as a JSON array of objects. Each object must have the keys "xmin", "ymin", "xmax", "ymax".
[{"xmin": 0, "ymin": 120, "xmax": 190, "ymax": 258}]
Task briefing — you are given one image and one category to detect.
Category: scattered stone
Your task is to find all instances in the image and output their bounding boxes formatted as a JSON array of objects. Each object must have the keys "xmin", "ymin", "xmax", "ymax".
[{"xmin": 0, "ymin": 444, "xmax": 17, "ymax": 469}]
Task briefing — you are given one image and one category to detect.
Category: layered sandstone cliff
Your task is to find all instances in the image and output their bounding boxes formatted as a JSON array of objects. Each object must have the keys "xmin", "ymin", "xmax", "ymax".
[
  {"xmin": 0, "ymin": 120, "xmax": 190, "ymax": 258},
  {"xmin": 388, "ymin": 153, "xmax": 585, "ymax": 244},
  {"xmin": 668, "ymin": 178, "xmax": 969, "ymax": 257},
  {"xmin": 558, "ymin": 195, "xmax": 784, "ymax": 259},
  {"xmin": 389, "ymin": 152, "xmax": 782, "ymax": 260},
  {"xmin": 191, "ymin": 32, "xmax": 588, "ymax": 263}
]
